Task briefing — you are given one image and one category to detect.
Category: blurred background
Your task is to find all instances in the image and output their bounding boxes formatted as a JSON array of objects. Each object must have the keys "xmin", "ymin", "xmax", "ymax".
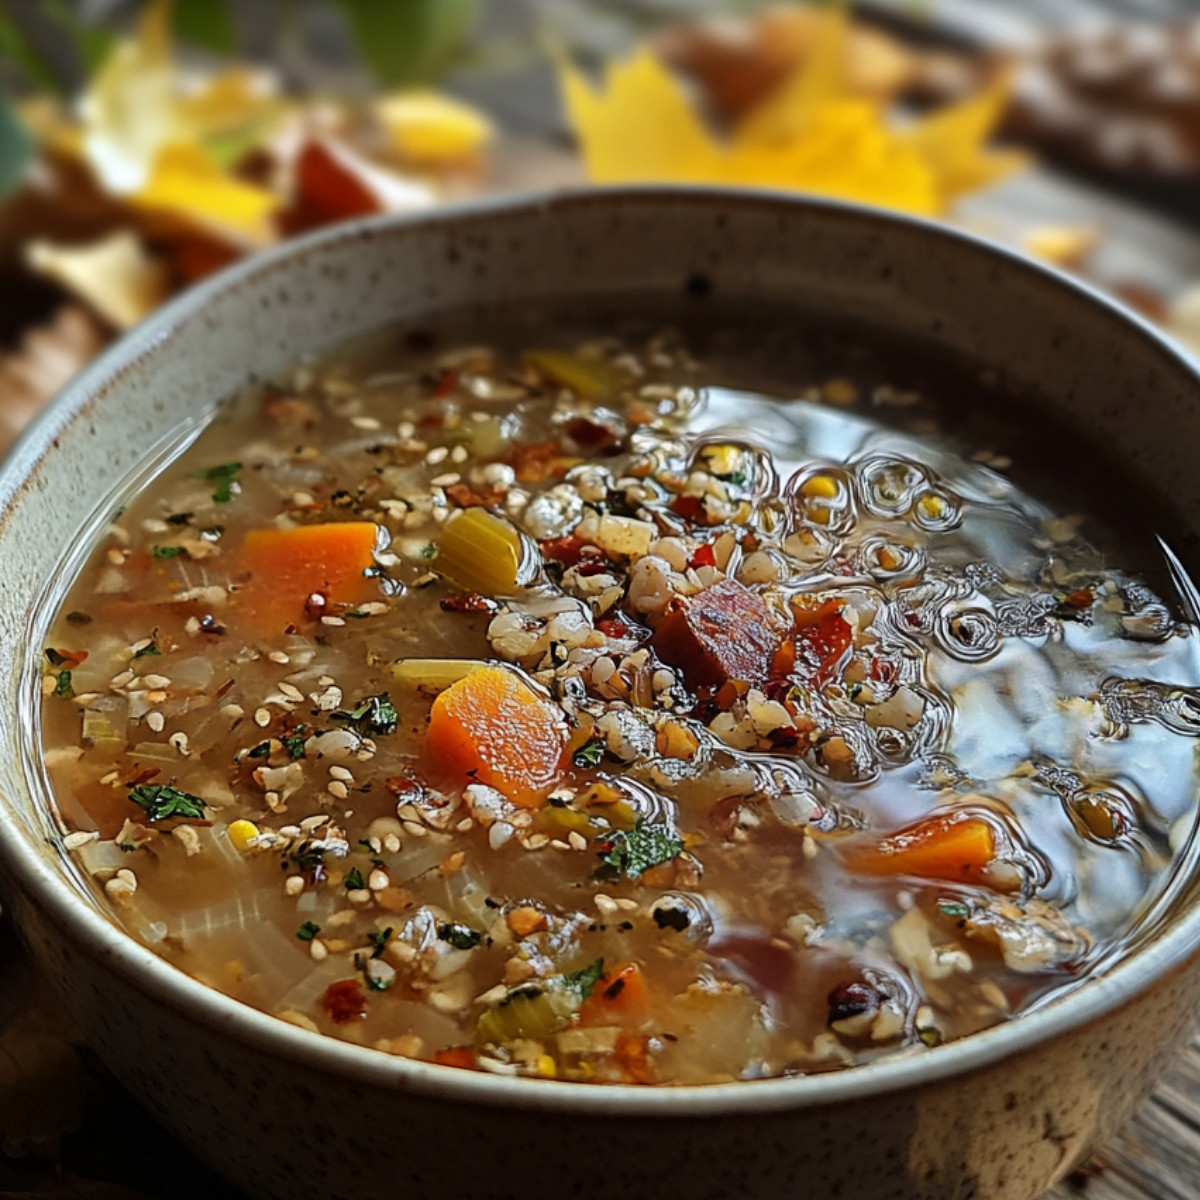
[{"xmin": 3, "ymin": 1, "xmax": 1200, "ymax": 1196}]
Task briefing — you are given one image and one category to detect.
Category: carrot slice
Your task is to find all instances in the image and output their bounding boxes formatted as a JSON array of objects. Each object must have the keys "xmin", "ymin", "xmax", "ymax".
[
  {"xmin": 425, "ymin": 666, "xmax": 567, "ymax": 807},
  {"xmin": 579, "ymin": 962, "xmax": 650, "ymax": 1026},
  {"xmin": 433, "ymin": 1046, "xmax": 478, "ymax": 1070},
  {"xmin": 843, "ymin": 811, "xmax": 998, "ymax": 885},
  {"xmin": 237, "ymin": 522, "xmax": 378, "ymax": 634}
]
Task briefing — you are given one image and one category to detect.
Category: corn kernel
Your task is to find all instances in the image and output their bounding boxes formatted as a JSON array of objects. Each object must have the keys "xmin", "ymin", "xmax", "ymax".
[
  {"xmin": 800, "ymin": 474, "xmax": 839, "ymax": 499},
  {"xmin": 917, "ymin": 494, "xmax": 947, "ymax": 521},
  {"xmin": 228, "ymin": 819, "xmax": 260, "ymax": 852},
  {"xmin": 536, "ymin": 1054, "xmax": 558, "ymax": 1079}
]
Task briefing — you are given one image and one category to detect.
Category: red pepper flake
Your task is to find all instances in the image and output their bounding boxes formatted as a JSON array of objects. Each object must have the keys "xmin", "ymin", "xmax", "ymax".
[
  {"xmin": 596, "ymin": 615, "xmax": 645, "ymax": 641},
  {"xmin": 321, "ymin": 979, "xmax": 367, "ymax": 1024},
  {"xmin": 444, "ymin": 482, "xmax": 502, "ymax": 510},
  {"xmin": 1064, "ymin": 588, "xmax": 1095, "ymax": 610},
  {"xmin": 432, "ymin": 371, "xmax": 459, "ymax": 399},
  {"xmin": 440, "ymin": 592, "xmax": 497, "ymax": 614},
  {"xmin": 670, "ymin": 494, "xmax": 707, "ymax": 524},
  {"xmin": 541, "ymin": 534, "xmax": 586, "ymax": 566},
  {"xmin": 575, "ymin": 560, "xmax": 612, "ymax": 578},
  {"xmin": 508, "ymin": 439, "xmax": 571, "ymax": 484},
  {"xmin": 385, "ymin": 774, "xmax": 425, "ymax": 798},
  {"xmin": 688, "ymin": 543, "xmax": 716, "ymax": 570},
  {"xmin": 434, "ymin": 1046, "xmax": 478, "ymax": 1070},
  {"xmin": 565, "ymin": 415, "xmax": 622, "ymax": 455}
]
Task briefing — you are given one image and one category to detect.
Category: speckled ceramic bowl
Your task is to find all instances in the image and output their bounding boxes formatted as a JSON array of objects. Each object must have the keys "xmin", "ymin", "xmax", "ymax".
[{"xmin": 2, "ymin": 189, "xmax": 1200, "ymax": 1200}]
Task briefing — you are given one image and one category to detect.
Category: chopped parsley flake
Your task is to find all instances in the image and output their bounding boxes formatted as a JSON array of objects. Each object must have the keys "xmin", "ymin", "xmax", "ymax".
[
  {"xmin": 296, "ymin": 921, "xmax": 321, "ymax": 942},
  {"xmin": 344, "ymin": 867, "xmax": 366, "ymax": 891},
  {"xmin": 437, "ymin": 922, "xmax": 482, "ymax": 951},
  {"xmin": 53, "ymin": 670, "xmax": 73, "ymax": 698},
  {"xmin": 331, "ymin": 692, "xmax": 399, "ymax": 736},
  {"xmin": 281, "ymin": 727, "xmax": 308, "ymax": 759},
  {"xmin": 133, "ymin": 640, "xmax": 161, "ymax": 659},
  {"xmin": 716, "ymin": 469, "xmax": 749, "ymax": 487},
  {"xmin": 194, "ymin": 461, "xmax": 242, "ymax": 504},
  {"xmin": 561, "ymin": 957, "xmax": 605, "ymax": 1000},
  {"xmin": 937, "ymin": 901, "xmax": 970, "ymax": 920},
  {"xmin": 418, "ymin": 542, "xmax": 438, "ymax": 560},
  {"xmin": 152, "ymin": 545, "xmax": 184, "ymax": 559},
  {"xmin": 572, "ymin": 740, "xmax": 605, "ymax": 769},
  {"xmin": 247, "ymin": 740, "xmax": 272, "ymax": 759},
  {"xmin": 367, "ymin": 927, "xmax": 394, "ymax": 959},
  {"xmin": 128, "ymin": 784, "xmax": 206, "ymax": 823},
  {"xmin": 598, "ymin": 819, "xmax": 683, "ymax": 880}
]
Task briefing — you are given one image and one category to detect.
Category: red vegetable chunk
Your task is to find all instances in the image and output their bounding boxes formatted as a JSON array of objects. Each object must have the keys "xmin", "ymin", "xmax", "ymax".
[{"xmin": 652, "ymin": 578, "xmax": 786, "ymax": 689}]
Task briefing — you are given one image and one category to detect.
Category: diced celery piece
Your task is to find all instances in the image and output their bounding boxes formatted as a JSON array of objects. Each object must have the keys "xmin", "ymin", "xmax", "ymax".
[
  {"xmin": 436, "ymin": 508, "xmax": 524, "ymax": 596},
  {"xmin": 524, "ymin": 350, "xmax": 620, "ymax": 400},
  {"xmin": 476, "ymin": 985, "xmax": 576, "ymax": 1047},
  {"xmin": 391, "ymin": 658, "xmax": 488, "ymax": 696}
]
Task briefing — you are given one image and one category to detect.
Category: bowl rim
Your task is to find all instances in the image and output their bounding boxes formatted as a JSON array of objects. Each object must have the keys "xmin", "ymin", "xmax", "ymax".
[{"xmin": 4, "ymin": 183, "xmax": 1200, "ymax": 1117}]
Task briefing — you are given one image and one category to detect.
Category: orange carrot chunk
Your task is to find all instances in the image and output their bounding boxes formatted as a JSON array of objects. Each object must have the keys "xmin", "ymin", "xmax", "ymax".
[
  {"xmin": 579, "ymin": 962, "xmax": 650, "ymax": 1026},
  {"xmin": 843, "ymin": 811, "xmax": 998, "ymax": 886},
  {"xmin": 238, "ymin": 522, "xmax": 378, "ymax": 633},
  {"xmin": 433, "ymin": 1046, "xmax": 478, "ymax": 1071},
  {"xmin": 425, "ymin": 666, "xmax": 567, "ymax": 807}
]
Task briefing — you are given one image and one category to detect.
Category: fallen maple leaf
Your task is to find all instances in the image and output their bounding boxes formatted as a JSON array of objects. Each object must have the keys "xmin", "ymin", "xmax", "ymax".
[
  {"xmin": 26, "ymin": 229, "xmax": 167, "ymax": 330},
  {"xmin": 561, "ymin": 9, "xmax": 1025, "ymax": 216}
]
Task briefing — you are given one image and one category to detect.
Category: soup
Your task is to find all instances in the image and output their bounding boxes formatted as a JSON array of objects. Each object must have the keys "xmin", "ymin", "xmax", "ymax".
[{"xmin": 36, "ymin": 314, "xmax": 1200, "ymax": 1085}]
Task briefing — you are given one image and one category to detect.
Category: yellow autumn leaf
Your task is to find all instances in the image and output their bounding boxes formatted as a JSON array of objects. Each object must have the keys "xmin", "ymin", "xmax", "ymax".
[
  {"xmin": 80, "ymin": 0, "xmax": 174, "ymax": 193},
  {"xmin": 26, "ymin": 230, "xmax": 168, "ymax": 330},
  {"xmin": 900, "ymin": 65, "xmax": 1029, "ymax": 203},
  {"xmin": 375, "ymin": 91, "xmax": 493, "ymax": 163},
  {"xmin": 133, "ymin": 143, "xmax": 278, "ymax": 243},
  {"xmin": 560, "ymin": 47, "xmax": 721, "ymax": 183},
  {"xmin": 560, "ymin": 8, "xmax": 1024, "ymax": 216}
]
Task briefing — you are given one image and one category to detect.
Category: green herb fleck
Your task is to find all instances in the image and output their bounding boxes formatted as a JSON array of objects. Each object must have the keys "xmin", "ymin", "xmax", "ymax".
[
  {"xmin": 937, "ymin": 901, "xmax": 970, "ymax": 920},
  {"xmin": 247, "ymin": 740, "xmax": 272, "ymax": 759},
  {"xmin": 281, "ymin": 726, "xmax": 308, "ymax": 759},
  {"xmin": 716, "ymin": 469, "xmax": 748, "ymax": 487},
  {"xmin": 133, "ymin": 640, "xmax": 161, "ymax": 659},
  {"xmin": 152, "ymin": 544, "xmax": 184, "ymax": 559},
  {"xmin": 194, "ymin": 461, "xmax": 242, "ymax": 503},
  {"xmin": 128, "ymin": 784, "xmax": 206, "ymax": 823},
  {"xmin": 367, "ymin": 927, "xmax": 394, "ymax": 959},
  {"xmin": 561, "ymin": 957, "xmax": 605, "ymax": 1000},
  {"xmin": 294, "ymin": 847, "xmax": 325, "ymax": 872},
  {"xmin": 418, "ymin": 542, "xmax": 438, "ymax": 560},
  {"xmin": 344, "ymin": 867, "xmax": 366, "ymax": 891},
  {"xmin": 53, "ymin": 670, "xmax": 73, "ymax": 699},
  {"xmin": 598, "ymin": 819, "xmax": 683, "ymax": 880},
  {"xmin": 437, "ymin": 922, "xmax": 481, "ymax": 951},
  {"xmin": 572, "ymin": 740, "xmax": 604, "ymax": 769},
  {"xmin": 296, "ymin": 921, "xmax": 321, "ymax": 942},
  {"xmin": 331, "ymin": 692, "xmax": 399, "ymax": 736}
]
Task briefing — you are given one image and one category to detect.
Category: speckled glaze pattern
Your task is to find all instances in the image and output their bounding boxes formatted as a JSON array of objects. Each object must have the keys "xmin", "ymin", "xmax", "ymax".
[{"xmin": 2, "ymin": 189, "xmax": 1200, "ymax": 1200}]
